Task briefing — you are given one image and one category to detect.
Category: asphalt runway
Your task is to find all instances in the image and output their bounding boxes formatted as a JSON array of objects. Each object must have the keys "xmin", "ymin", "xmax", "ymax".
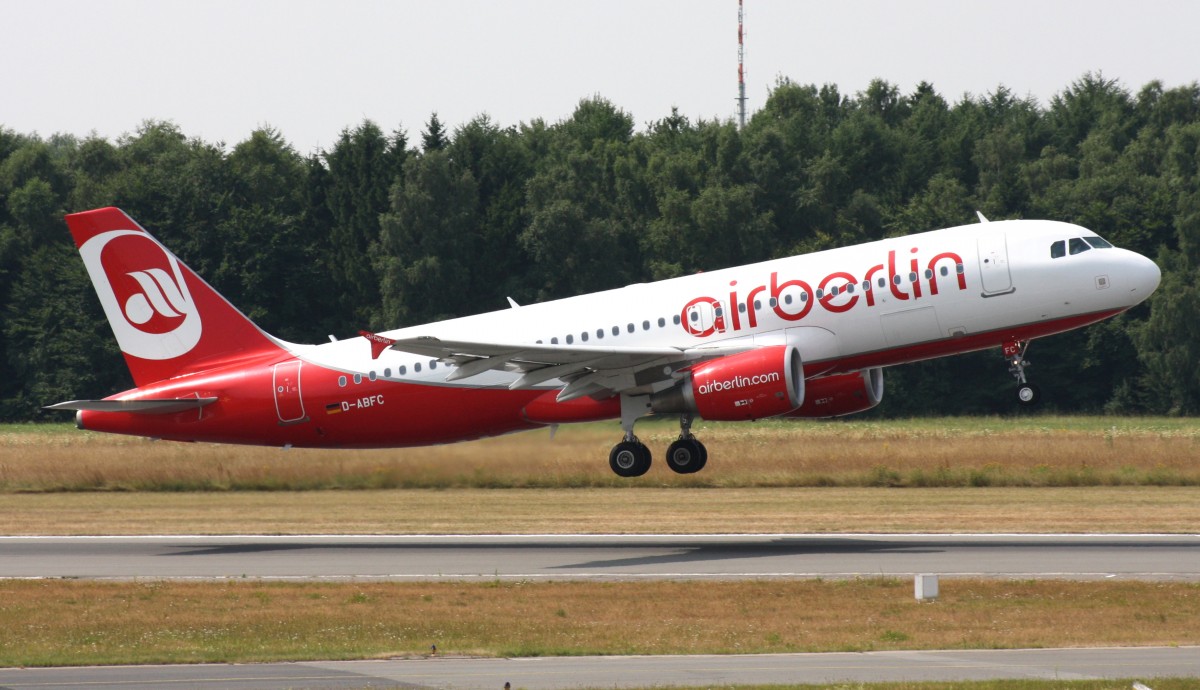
[
  {"xmin": 4, "ymin": 534, "xmax": 1197, "ymax": 688},
  {"xmin": 1, "ymin": 533, "xmax": 1198, "ymax": 580},
  {"xmin": 0, "ymin": 647, "xmax": 1197, "ymax": 689}
]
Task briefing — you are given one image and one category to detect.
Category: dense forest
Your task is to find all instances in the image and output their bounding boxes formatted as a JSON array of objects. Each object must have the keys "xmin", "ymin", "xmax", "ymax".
[{"xmin": 1, "ymin": 73, "xmax": 1198, "ymax": 421}]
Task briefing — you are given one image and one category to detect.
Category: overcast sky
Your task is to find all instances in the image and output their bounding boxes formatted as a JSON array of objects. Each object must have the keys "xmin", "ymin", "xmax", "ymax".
[{"xmin": 4, "ymin": 0, "xmax": 1198, "ymax": 155}]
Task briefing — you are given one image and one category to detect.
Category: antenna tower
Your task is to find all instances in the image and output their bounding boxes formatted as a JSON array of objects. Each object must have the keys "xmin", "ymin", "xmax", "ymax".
[{"xmin": 737, "ymin": 0, "xmax": 747, "ymax": 129}]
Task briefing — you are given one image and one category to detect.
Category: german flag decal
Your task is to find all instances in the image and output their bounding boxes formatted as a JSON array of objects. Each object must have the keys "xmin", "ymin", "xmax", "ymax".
[{"xmin": 325, "ymin": 402, "xmax": 342, "ymax": 415}]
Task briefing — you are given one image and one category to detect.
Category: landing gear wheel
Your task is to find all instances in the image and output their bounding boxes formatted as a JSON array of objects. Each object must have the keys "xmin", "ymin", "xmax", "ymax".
[
  {"xmin": 609, "ymin": 440, "xmax": 652, "ymax": 477},
  {"xmin": 1003, "ymin": 339, "xmax": 1041, "ymax": 408},
  {"xmin": 666, "ymin": 438, "xmax": 708, "ymax": 474},
  {"xmin": 1016, "ymin": 382, "xmax": 1041, "ymax": 407}
]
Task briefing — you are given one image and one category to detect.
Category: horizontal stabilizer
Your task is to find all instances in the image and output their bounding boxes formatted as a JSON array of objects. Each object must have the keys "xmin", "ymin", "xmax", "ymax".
[{"xmin": 45, "ymin": 398, "xmax": 218, "ymax": 414}]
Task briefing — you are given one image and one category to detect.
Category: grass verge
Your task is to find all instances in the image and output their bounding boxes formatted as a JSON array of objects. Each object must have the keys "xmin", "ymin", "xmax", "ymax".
[
  {"xmin": 3, "ymin": 486, "xmax": 1199, "ymax": 535},
  {"xmin": 3, "ymin": 416, "xmax": 1199, "ymax": 492},
  {"xmin": 2, "ymin": 578, "xmax": 1198, "ymax": 667},
  {"xmin": 587, "ymin": 684, "xmax": 1197, "ymax": 690}
]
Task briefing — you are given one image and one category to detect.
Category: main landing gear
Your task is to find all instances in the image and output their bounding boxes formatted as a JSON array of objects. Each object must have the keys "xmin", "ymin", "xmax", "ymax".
[
  {"xmin": 1004, "ymin": 339, "xmax": 1041, "ymax": 407},
  {"xmin": 608, "ymin": 396, "xmax": 708, "ymax": 477}
]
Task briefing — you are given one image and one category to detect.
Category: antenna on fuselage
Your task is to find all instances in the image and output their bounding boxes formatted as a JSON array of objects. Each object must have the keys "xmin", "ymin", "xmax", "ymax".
[{"xmin": 976, "ymin": 211, "xmax": 990, "ymax": 223}]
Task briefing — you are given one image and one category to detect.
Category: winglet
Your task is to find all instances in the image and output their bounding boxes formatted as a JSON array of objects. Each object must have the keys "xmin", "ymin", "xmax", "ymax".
[{"xmin": 358, "ymin": 330, "xmax": 396, "ymax": 360}]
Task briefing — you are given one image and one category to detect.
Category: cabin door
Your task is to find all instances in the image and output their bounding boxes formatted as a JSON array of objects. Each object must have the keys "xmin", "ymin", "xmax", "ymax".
[{"xmin": 272, "ymin": 360, "xmax": 307, "ymax": 424}]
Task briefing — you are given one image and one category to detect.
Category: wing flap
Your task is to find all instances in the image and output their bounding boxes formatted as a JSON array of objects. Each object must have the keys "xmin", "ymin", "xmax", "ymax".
[{"xmin": 389, "ymin": 336, "xmax": 759, "ymax": 393}]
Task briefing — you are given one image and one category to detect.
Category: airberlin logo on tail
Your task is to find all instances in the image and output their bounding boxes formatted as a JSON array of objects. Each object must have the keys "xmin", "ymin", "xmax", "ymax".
[
  {"xmin": 123, "ymin": 269, "xmax": 190, "ymax": 325},
  {"xmin": 78, "ymin": 229, "xmax": 202, "ymax": 360}
]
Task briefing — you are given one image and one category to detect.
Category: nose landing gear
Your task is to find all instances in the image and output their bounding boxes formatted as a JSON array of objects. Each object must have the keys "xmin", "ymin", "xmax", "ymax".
[{"xmin": 1004, "ymin": 339, "xmax": 1041, "ymax": 406}]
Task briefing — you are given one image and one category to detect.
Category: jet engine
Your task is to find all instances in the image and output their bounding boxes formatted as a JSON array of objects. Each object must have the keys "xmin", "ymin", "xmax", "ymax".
[
  {"xmin": 784, "ymin": 368, "xmax": 884, "ymax": 418},
  {"xmin": 651, "ymin": 345, "xmax": 803, "ymax": 421}
]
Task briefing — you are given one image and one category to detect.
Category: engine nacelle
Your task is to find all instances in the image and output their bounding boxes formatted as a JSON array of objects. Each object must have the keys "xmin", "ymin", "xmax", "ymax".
[
  {"xmin": 785, "ymin": 368, "xmax": 884, "ymax": 418},
  {"xmin": 651, "ymin": 345, "xmax": 803, "ymax": 421}
]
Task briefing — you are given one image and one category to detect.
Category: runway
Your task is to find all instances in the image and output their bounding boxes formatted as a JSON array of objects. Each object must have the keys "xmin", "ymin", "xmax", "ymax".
[
  {"xmin": 0, "ymin": 647, "xmax": 1197, "ymax": 688},
  {"xmin": 2, "ymin": 533, "xmax": 1198, "ymax": 580},
  {"xmin": 3, "ymin": 534, "xmax": 1197, "ymax": 688}
]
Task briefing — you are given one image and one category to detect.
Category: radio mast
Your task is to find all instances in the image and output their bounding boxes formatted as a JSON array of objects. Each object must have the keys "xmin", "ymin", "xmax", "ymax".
[{"xmin": 737, "ymin": 0, "xmax": 747, "ymax": 129}]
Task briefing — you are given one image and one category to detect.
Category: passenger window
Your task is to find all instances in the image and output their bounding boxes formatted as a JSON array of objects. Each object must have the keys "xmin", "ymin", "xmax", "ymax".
[
  {"xmin": 353, "ymin": 374, "xmax": 362, "ymax": 384},
  {"xmin": 753, "ymin": 299, "xmax": 762, "ymax": 310},
  {"xmin": 1069, "ymin": 237, "xmax": 1090, "ymax": 255},
  {"xmin": 955, "ymin": 263, "xmax": 964, "ymax": 274},
  {"xmin": 800, "ymin": 292, "xmax": 809, "ymax": 302},
  {"xmin": 862, "ymin": 280, "xmax": 871, "ymax": 291},
  {"xmin": 1051, "ymin": 240, "xmax": 1066, "ymax": 259},
  {"xmin": 566, "ymin": 335, "xmax": 574, "ymax": 344},
  {"xmin": 595, "ymin": 329, "xmax": 603, "ymax": 339},
  {"xmin": 673, "ymin": 315, "xmax": 681, "ymax": 325},
  {"xmin": 338, "ymin": 375, "xmax": 347, "ymax": 387},
  {"xmin": 581, "ymin": 332, "xmax": 589, "ymax": 342},
  {"xmin": 879, "ymin": 277, "xmax": 888, "ymax": 288},
  {"xmin": 893, "ymin": 275, "xmax": 902, "ymax": 285},
  {"xmin": 429, "ymin": 360, "xmax": 437, "ymax": 369},
  {"xmin": 784, "ymin": 294, "xmax": 793, "ymax": 304},
  {"xmin": 368, "ymin": 371, "xmax": 377, "ymax": 381},
  {"xmin": 738, "ymin": 302, "xmax": 746, "ymax": 313},
  {"xmin": 830, "ymin": 286, "xmax": 840, "ymax": 297},
  {"xmin": 414, "ymin": 363, "xmax": 421, "ymax": 373},
  {"xmin": 643, "ymin": 320, "xmax": 650, "ymax": 330},
  {"xmin": 689, "ymin": 311, "xmax": 699, "ymax": 322},
  {"xmin": 769, "ymin": 297, "xmax": 778, "ymax": 307},
  {"xmin": 908, "ymin": 272, "xmax": 917, "ymax": 283},
  {"xmin": 384, "ymin": 368, "xmax": 391, "ymax": 377},
  {"xmin": 845, "ymin": 284, "xmax": 854, "ymax": 295},
  {"xmin": 924, "ymin": 269, "xmax": 933, "ymax": 280},
  {"xmin": 658, "ymin": 317, "xmax": 666, "ymax": 328},
  {"xmin": 815, "ymin": 289, "xmax": 824, "ymax": 299},
  {"xmin": 551, "ymin": 337, "xmax": 559, "ymax": 344},
  {"xmin": 940, "ymin": 266, "xmax": 949, "ymax": 277},
  {"xmin": 399, "ymin": 365, "xmax": 407, "ymax": 375},
  {"xmin": 626, "ymin": 324, "xmax": 634, "ymax": 334}
]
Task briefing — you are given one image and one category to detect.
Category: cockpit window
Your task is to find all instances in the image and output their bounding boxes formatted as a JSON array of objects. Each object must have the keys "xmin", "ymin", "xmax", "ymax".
[
  {"xmin": 1069, "ymin": 237, "xmax": 1091, "ymax": 255},
  {"xmin": 1084, "ymin": 236, "xmax": 1113, "ymax": 249},
  {"xmin": 1050, "ymin": 240, "xmax": 1066, "ymax": 259}
]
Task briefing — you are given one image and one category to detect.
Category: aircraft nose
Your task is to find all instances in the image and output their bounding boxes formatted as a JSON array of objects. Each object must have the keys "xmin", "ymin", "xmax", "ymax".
[{"xmin": 1127, "ymin": 251, "xmax": 1161, "ymax": 303}]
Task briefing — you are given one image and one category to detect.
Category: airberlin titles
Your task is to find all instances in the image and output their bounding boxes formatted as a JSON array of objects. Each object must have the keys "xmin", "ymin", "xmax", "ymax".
[{"xmin": 680, "ymin": 246, "xmax": 968, "ymax": 338}]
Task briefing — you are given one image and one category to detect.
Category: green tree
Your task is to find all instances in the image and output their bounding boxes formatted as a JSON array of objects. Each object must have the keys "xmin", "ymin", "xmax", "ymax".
[{"xmin": 323, "ymin": 120, "xmax": 407, "ymax": 330}]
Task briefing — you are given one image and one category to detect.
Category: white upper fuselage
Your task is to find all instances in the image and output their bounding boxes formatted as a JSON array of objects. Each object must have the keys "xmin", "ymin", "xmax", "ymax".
[{"xmin": 298, "ymin": 219, "xmax": 1161, "ymax": 388}]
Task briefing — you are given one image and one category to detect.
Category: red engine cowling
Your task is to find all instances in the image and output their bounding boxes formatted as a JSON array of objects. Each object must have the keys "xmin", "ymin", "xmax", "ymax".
[
  {"xmin": 651, "ymin": 345, "xmax": 803, "ymax": 421},
  {"xmin": 785, "ymin": 368, "xmax": 884, "ymax": 418}
]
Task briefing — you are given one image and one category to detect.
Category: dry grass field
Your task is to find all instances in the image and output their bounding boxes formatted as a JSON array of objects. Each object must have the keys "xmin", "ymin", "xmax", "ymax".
[
  {"xmin": 2, "ymin": 417, "xmax": 1198, "ymax": 492},
  {"xmin": 1, "ymin": 578, "xmax": 1197, "ymax": 667},
  {"xmin": 4, "ymin": 486, "xmax": 1199, "ymax": 535},
  {"xmin": 3, "ymin": 416, "xmax": 1197, "ymax": 534}
]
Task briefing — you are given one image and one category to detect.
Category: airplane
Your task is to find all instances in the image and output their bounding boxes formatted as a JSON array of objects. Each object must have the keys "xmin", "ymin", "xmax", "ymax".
[{"xmin": 48, "ymin": 207, "xmax": 1161, "ymax": 476}]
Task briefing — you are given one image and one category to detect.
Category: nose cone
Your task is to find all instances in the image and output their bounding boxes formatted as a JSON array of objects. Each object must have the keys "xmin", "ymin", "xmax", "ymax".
[{"xmin": 1128, "ymin": 251, "xmax": 1161, "ymax": 304}]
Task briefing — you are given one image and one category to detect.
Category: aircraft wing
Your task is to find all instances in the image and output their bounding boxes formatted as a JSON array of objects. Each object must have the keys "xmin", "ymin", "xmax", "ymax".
[{"xmin": 388, "ymin": 336, "xmax": 752, "ymax": 401}]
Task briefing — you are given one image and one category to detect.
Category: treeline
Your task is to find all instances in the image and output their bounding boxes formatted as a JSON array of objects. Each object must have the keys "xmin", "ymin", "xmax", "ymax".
[{"xmin": 1, "ymin": 73, "xmax": 1199, "ymax": 421}]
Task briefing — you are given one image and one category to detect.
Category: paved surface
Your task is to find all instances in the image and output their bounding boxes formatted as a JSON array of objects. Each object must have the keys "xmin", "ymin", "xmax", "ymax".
[
  {"xmin": 1, "ymin": 533, "xmax": 1198, "ymax": 580},
  {"xmin": 0, "ymin": 647, "xmax": 1196, "ymax": 688}
]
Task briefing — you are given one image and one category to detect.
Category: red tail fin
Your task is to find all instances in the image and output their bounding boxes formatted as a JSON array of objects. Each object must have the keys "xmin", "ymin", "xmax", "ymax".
[{"xmin": 65, "ymin": 207, "xmax": 287, "ymax": 386}]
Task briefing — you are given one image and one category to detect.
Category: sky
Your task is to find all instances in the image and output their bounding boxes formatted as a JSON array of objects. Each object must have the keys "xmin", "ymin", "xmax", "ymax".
[{"xmin": 4, "ymin": 0, "xmax": 1199, "ymax": 155}]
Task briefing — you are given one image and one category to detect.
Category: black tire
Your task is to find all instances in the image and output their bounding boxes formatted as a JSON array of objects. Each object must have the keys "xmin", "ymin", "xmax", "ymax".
[
  {"xmin": 1016, "ymin": 382, "xmax": 1041, "ymax": 407},
  {"xmin": 666, "ymin": 438, "xmax": 707, "ymax": 474},
  {"xmin": 609, "ymin": 440, "xmax": 651, "ymax": 477}
]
